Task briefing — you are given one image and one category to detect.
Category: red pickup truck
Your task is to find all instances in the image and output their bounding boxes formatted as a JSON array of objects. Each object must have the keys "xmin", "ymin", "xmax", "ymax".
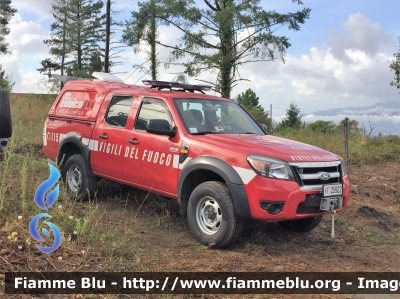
[{"xmin": 43, "ymin": 72, "xmax": 350, "ymax": 248}]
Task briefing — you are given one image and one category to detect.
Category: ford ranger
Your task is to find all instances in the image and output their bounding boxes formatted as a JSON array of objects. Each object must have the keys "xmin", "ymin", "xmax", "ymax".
[{"xmin": 43, "ymin": 72, "xmax": 350, "ymax": 248}]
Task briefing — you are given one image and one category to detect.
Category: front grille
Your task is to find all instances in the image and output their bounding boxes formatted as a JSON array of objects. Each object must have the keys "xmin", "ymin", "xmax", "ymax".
[{"xmin": 289, "ymin": 161, "xmax": 343, "ymax": 190}]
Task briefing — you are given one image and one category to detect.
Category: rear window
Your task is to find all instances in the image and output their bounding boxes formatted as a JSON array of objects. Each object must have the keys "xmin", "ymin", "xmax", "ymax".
[{"xmin": 55, "ymin": 91, "xmax": 97, "ymax": 118}]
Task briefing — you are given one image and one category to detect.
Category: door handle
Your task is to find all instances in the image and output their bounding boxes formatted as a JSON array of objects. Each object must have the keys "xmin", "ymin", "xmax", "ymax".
[
  {"xmin": 99, "ymin": 134, "xmax": 109, "ymax": 139},
  {"xmin": 128, "ymin": 139, "xmax": 140, "ymax": 145}
]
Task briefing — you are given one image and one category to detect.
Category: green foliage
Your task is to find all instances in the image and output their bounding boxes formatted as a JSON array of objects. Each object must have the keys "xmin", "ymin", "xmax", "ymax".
[
  {"xmin": 235, "ymin": 88, "xmax": 270, "ymax": 127},
  {"xmin": 307, "ymin": 120, "xmax": 336, "ymax": 134},
  {"xmin": 89, "ymin": 51, "xmax": 103, "ymax": 74},
  {"xmin": 0, "ymin": 0, "xmax": 17, "ymax": 54},
  {"xmin": 236, "ymin": 89, "xmax": 262, "ymax": 110},
  {"xmin": 337, "ymin": 119, "xmax": 362, "ymax": 135},
  {"xmin": 37, "ymin": 58, "xmax": 60, "ymax": 75},
  {"xmin": 0, "ymin": 64, "xmax": 14, "ymax": 92},
  {"xmin": 42, "ymin": 0, "xmax": 105, "ymax": 79},
  {"xmin": 131, "ymin": 0, "xmax": 310, "ymax": 98},
  {"xmin": 279, "ymin": 102, "xmax": 302, "ymax": 129},
  {"xmin": 390, "ymin": 37, "xmax": 400, "ymax": 92},
  {"xmin": 123, "ymin": 0, "xmax": 159, "ymax": 79}
]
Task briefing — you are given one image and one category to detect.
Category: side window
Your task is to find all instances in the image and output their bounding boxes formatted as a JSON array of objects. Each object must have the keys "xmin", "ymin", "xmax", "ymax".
[
  {"xmin": 135, "ymin": 98, "xmax": 173, "ymax": 131},
  {"xmin": 105, "ymin": 96, "xmax": 134, "ymax": 127}
]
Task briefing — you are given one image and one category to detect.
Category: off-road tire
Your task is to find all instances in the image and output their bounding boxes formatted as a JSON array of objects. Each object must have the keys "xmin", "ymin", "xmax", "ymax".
[
  {"xmin": 278, "ymin": 216, "xmax": 323, "ymax": 232},
  {"xmin": 187, "ymin": 181, "xmax": 243, "ymax": 248},
  {"xmin": 63, "ymin": 154, "xmax": 97, "ymax": 200},
  {"xmin": 0, "ymin": 90, "xmax": 12, "ymax": 138}
]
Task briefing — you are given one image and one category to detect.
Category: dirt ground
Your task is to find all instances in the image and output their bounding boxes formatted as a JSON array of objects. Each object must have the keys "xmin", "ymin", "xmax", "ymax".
[{"xmin": 1, "ymin": 161, "xmax": 400, "ymax": 298}]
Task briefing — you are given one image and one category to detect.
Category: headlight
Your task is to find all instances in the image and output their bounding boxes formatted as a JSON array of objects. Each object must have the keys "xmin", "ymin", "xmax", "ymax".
[
  {"xmin": 340, "ymin": 157, "xmax": 347, "ymax": 176},
  {"xmin": 247, "ymin": 155, "xmax": 294, "ymax": 180}
]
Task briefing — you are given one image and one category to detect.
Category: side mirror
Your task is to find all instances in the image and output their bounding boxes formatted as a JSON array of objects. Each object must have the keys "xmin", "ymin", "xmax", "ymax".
[
  {"xmin": 259, "ymin": 123, "xmax": 268, "ymax": 134},
  {"xmin": 146, "ymin": 119, "xmax": 176, "ymax": 137}
]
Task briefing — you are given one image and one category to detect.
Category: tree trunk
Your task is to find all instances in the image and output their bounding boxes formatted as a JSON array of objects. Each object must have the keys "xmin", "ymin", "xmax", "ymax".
[
  {"xmin": 61, "ymin": 10, "xmax": 67, "ymax": 89},
  {"xmin": 77, "ymin": 1, "xmax": 82, "ymax": 70},
  {"xmin": 104, "ymin": 0, "xmax": 111, "ymax": 73},
  {"xmin": 218, "ymin": 0, "xmax": 234, "ymax": 99},
  {"xmin": 149, "ymin": 0, "xmax": 157, "ymax": 80}
]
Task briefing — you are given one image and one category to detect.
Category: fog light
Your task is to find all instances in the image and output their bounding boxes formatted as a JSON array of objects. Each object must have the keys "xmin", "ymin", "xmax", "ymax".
[
  {"xmin": 267, "ymin": 203, "xmax": 282, "ymax": 214},
  {"xmin": 260, "ymin": 201, "xmax": 284, "ymax": 215}
]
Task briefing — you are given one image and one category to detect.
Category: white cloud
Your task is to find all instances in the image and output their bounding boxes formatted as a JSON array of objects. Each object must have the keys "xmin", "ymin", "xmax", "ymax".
[
  {"xmin": 327, "ymin": 13, "xmax": 393, "ymax": 61},
  {"xmin": 0, "ymin": 14, "xmax": 49, "ymax": 92},
  {"xmin": 230, "ymin": 13, "xmax": 399, "ymax": 114},
  {"xmin": 7, "ymin": 14, "xmax": 49, "ymax": 54},
  {"xmin": 14, "ymin": 0, "xmax": 52, "ymax": 19}
]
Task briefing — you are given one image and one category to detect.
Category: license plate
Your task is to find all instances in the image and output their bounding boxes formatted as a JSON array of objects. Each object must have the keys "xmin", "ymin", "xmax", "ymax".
[{"xmin": 323, "ymin": 184, "xmax": 342, "ymax": 197}]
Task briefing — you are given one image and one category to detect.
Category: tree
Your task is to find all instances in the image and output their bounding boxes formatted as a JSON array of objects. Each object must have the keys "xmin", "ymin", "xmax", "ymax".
[
  {"xmin": 89, "ymin": 50, "xmax": 103, "ymax": 74},
  {"xmin": 280, "ymin": 102, "xmax": 302, "ymax": 128},
  {"xmin": 0, "ymin": 0, "xmax": 17, "ymax": 54},
  {"xmin": 64, "ymin": 0, "xmax": 105, "ymax": 77},
  {"xmin": 337, "ymin": 119, "xmax": 361, "ymax": 135},
  {"xmin": 390, "ymin": 37, "xmax": 400, "ymax": 92},
  {"xmin": 307, "ymin": 120, "xmax": 336, "ymax": 134},
  {"xmin": 103, "ymin": 0, "xmax": 127, "ymax": 73},
  {"xmin": 235, "ymin": 88, "xmax": 270, "ymax": 126},
  {"xmin": 42, "ymin": 0, "xmax": 70, "ymax": 79},
  {"xmin": 0, "ymin": 64, "xmax": 14, "ymax": 92},
  {"xmin": 236, "ymin": 88, "xmax": 262, "ymax": 109},
  {"xmin": 123, "ymin": 0, "xmax": 159, "ymax": 79},
  {"xmin": 41, "ymin": 0, "xmax": 106, "ymax": 81},
  {"xmin": 104, "ymin": 0, "xmax": 111, "ymax": 73},
  {"xmin": 361, "ymin": 119, "xmax": 379, "ymax": 137},
  {"xmin": 137, "ymin": 0, "xmax": 310, "ymax": 98}
]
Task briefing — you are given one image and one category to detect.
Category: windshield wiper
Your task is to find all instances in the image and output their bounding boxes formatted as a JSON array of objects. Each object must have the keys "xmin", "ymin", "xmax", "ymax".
[
  {"xmin": 239, "ymin": 132, "xmax": 257, "ymax": 134},
  {"xmin": 191, "ymin": 131, "xmax": 220, "ymax": 135}
]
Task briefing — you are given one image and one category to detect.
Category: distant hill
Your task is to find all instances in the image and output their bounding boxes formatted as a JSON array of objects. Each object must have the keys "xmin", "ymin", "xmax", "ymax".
[{"xmin": 313, "ymin": 101, "xmax": 400, "ymax": 117}]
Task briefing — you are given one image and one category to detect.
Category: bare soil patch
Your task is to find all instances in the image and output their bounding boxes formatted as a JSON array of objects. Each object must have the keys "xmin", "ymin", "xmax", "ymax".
[{"xmin": 1, "ymin": 162, "xmax": 400, "ymax": 298}]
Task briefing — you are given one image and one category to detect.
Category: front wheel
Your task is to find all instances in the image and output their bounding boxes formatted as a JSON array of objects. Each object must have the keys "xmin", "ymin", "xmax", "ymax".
[
  {"xmin": 187, "ymin": 181, "xmax": 243, "ymax": 248},
  {"xmin": 278, "ymin": 216, "xmax": 323, "ymax": 232},
  {"xmin": 62, "ymin": 154, "xmax": 97, "ymax": 200}
]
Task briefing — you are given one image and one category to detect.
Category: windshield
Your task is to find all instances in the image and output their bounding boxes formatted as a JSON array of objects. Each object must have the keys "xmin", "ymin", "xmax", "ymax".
[{"xmin": 174, "ymin": 98, "xmax": 264, "ymax": 135}]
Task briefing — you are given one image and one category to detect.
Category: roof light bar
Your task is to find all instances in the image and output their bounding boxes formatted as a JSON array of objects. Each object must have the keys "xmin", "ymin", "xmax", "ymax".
[{"xmin": 142, "ymin": 80, "xmax": 211, "ymax": 93}]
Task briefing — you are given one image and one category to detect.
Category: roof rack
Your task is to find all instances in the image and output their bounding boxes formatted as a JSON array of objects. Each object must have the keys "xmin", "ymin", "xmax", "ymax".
[
  {"xmin": 142, "ymin": 80, "xmax": 211, "ymax": 94},
  {"xmin": 92, "ymin": 72, "xmax": 123, "ymax": 83},
  {"xmin": 49, "ymin": 72, "xmax": 123, "ymax": 83},
  {"xmin": 49, "ymin": 74, "xmax": 89, "ymax": 83}
]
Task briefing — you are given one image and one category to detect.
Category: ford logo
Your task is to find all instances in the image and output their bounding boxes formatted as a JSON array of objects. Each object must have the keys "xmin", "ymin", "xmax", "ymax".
[{"xmin": 319, "ymin": 172, "xmax": 331, "ymax": 180}]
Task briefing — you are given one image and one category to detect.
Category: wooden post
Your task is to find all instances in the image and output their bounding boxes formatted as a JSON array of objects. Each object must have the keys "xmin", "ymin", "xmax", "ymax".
[{"xmin": 344, "ymin": 117, "xmax": 349, "ymax": 171}]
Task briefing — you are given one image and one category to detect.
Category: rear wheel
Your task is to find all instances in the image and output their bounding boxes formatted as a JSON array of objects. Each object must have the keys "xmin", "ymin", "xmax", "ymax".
[
  {"xmin": 63, "ymin": 154, "xmax": 97, "ymax": 200},
  {"xmin": 187, "ymin": 181, "xmax": 243, "ymax": 248},
  {"xmin": 278, "ymin": 216, "xmax": 323, "ymax": 232},
  {"xmin": 0, "ymin": 90, "xmax": 12, "ymax": 138}
]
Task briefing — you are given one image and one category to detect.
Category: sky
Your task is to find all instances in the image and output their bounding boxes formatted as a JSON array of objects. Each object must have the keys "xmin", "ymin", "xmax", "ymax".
[{"xmin": 3, "ymin": 0, "xmax": 400, "ymax": 134}]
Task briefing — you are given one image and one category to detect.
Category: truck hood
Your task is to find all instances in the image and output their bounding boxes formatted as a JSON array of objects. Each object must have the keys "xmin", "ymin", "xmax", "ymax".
[{"xmin": 193, "ymin": 134, "xmax": 340, "ymax": 163}]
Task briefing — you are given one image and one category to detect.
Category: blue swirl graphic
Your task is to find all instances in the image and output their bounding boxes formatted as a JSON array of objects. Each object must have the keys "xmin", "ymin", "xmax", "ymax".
[
  {"xmin": 34, "ymin": 163, "xmax": 60, "ymax": 210},
  {"xmin": 30, "ymin": 163, "xmax": 62, "ymax": 254},
  {"xmin": 29, "ymin": 213, "xmax": 62, "ymax": 254}
]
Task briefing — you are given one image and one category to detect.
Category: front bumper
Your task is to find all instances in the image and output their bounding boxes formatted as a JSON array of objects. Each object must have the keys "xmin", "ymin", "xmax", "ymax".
[{"xmin": 244, "ymin": 174, "xmax": 350, "ymax": 221}]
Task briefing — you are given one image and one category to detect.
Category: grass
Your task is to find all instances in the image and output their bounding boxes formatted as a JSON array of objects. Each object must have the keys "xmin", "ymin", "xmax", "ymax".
[
  {"xmin": 1, "ymin": 93, "xmax": 400, "ymax": 298},
  {"xmin": 274, "ymin": 128, "xmax": 400, "ymax": 167}
]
